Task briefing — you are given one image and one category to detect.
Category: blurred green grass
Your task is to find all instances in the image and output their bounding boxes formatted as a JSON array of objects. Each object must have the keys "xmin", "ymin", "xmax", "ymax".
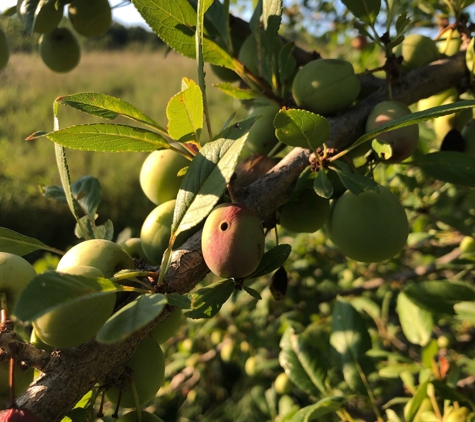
[{"xmin": 0, "ymin": 51, "xmax": 247, "ymax": 250}]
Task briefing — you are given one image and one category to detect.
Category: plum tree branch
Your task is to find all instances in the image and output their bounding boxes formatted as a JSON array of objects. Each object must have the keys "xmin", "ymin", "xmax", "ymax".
[{"xmin": 10, "ymin": 51, "xmax": 471, "ymax": 422}]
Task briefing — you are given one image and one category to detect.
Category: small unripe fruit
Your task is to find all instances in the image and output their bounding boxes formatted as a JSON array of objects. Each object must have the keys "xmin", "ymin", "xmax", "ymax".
[
  {"xmin": 460, "ymin": 236, "xmax": 475, "ymax": 253},
  {"xmin": 241, "ymin": 104, "xmax": 280, "ymax": 157},
  {"xmin": 417, "ymin": 88, "xmax": 457, "ymax": 112},
  {"xmin": 274, "ymin": 372, "xmax": 293, "ymax": 394},
  {"xmin": 434, "ymin": 97, "xmax": 473, "ymax": 142},
  {"xmin": 0, "ymin": 362, "xmax": 34, "ymax": 399},
  {"xmin": 139, "ymin": 149, "xmax": 189, "ymax": 206},
  {"xmin": 149, "ymin": 308, "xmax": 183, "ymax": 344},
  {"xmin": 0, "ymin": 28, "xmax": 10, "ymax": 71},
  {"xmin": 68, "ymin": 0, "xmax": 112, "ymax": 38},
  {"xmin": 23, "ymin": 0, "xmax": 64, "ymax": 34},
  {"xmin": 292, "ymin": 59, "xmax": 360, "ymax": 115},
  {"xmin": 106, "ymin": 336, "xmax": 165, "ymax": 408},
  {"xmin": 201, "ymin": 203, "xmax": 265, "ymax": 279},
  {"xmin": 0, "ymin": 408, "xmax": 39, "ymax": 422},
  {"xmin": 39, "ymin": 27, "xmax": 80, "ymax": 73},
  {"xmin": 117, "ymin": 411, "xmax": 163, "ymax": 422},
  {"xmin": 278, "ymin": 189, "xmax": 330, "ymax": 233},
  {"xmin": 238, "ymin": 34, "xmax": 283, "ymax": 76},
  {"xmin": 117, "ymin": 238, "xmax": 147, "ymax": 261},
  {"xmin": 394, "ymin": 34, "xmax": 439, "ymax": 71},
  {"xmin": 438, "ymin": 29, "xmax": 461, "ymax": 56},
  {"xmin": 326, "ymin": 185, "xmax": 409, "ymax": 262},
  {"xmin": 366, "ymin": 101, "xmax": 419, "ymax": 162}
]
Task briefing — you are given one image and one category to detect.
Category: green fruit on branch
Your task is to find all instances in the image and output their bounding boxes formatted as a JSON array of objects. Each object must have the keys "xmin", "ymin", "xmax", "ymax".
[
  {"xmin": 149, "ymin": 308, "xmax": 183, "ymax": 345},
  {"xmin": 0, "ymin": 407, "xmax": 39, "ymax": 422},
  {"xmin": 0, "ymin": 253, "xmax": 37, "ymax": 314},
  {"xmin": 57, "ymin": 239, "xmax": 134, "ymax": 278},
  {"xmin": 139, "ymin": 149, "xmax": 189, "ymax": 206},
  {"xmin": 201, "ymin": 203, "xmax": 265, "ymax": 279},
  {"xmin": 39, "ymin": 27, "xmax": 80, "ymax": 73},
  {"xmin": 278, "ymin": 189, "xmax": 330, "ymax": 233},
  {"xmin": 68, "ymin": 0, "xmax": 112, "ymax": 38},
  {"xmin": 242, "ymin": 104, "xmax": 280, "ymax": 157},
  {"xmin": 278, "ymin": 394, "xmax": 299, "ymax": 418},
  {"xmin": 140, "ymin": 200, "xmax": 199, "ymax": 265},
  {"xmin": 460, "ymin": 236, "xmax": 475, "ymax": 253},
  {"xmin": 237, "ymin": 34, "xmax": 282, "ymax": 77},
  {"xmin": 365, "ymin": 101, "xmax": 419, "ymax": 162},
  {"xmin": 417, "ymin": 88, "xmax": 457, "ymax": 112},
  {"xmin": 33, "ymin": 264, "xmax": 116, "ymax": 348},
  {"xmin": 17, "ymin": 0, "xmax": 64, "ymax": 34},
  {"xmin": 274, "ymin": 372, "xmax": 293, "ymax": 395},
  {"xmin": 117, "ymin": 238, "xmax": 147, "ymax": 261},
  {"xmin": 106, "ymin": 335, "xmax": 165, "ymax": 408},
  {"xmin": 291, "ymin": 59, "xmax": 360, "ymax": 115},
  {"xmin": 29, "ymin": 328, "xmax": 54, "ymax": 353},
  {"xmin": 326, "ymin": 185, "xmax": 409, "ymax": 262},
  {"xmin": 117, "ymin": 410, "xmax": 163, "ymax": 422},
  {"xmin": 444, "ymin": 407, "xmax": 470, "ymax": 422},
  {"xmin": 433, "ymin": 97, "xmax": 473, "ymax": 142},
  {"xmin": 0, "ymin": 361, "xmax": 34, "ymax": 398},
  {"xmin": 0, "ymin": 29, "xmax": 9, "ymax": 72},
  {"xmin": 394, "ymin": 34, "xmax": 439, "ymax": 71},
  {"xmin": 438, "ymin": 29, "xmax": 461, "ymax": 56}
]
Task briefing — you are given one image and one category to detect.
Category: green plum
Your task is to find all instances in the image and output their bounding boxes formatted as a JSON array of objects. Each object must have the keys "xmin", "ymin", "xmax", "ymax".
[
  {"xmin": 274, "ymin": 372, "xmax": 293, "ymax": 395},
  {"xmin": 394, "ymin": 34, "xmax": 439, "ymax": 71},
  {"xmin": 0, "ymin": 360, "xmax": 34, "ymax": 398},
  {"xmin": 117, "ymin": 411, "xmax": 163, "ymax": 422},
  {"xmin": 0, "ymin": 252, "xmax": 37, "ymax": 314},
  {"xmin": 278, "ymin": 189, "xmax": 330, "ymax": 233},
  {"xmin": 139, "ymin": 149, "xmax": 190, "ymax": 206},
  {"xmin": 433, "ymin": 97, "xmax": 472, "ymax": 142},
  {"xmin": 149, "ymin": 308, "xmax": 182, "ymax": 344},
  {"xmin": 241, "ymin": 104, "xmax": 280, "ymax": 157},
  {"xmin": 366, "ymin": 101, "xmax": 419, "ymax": 162},
  {"xmin": 106, "ymin": 335, "xmax": 165, "ymax": 408},
  {"xmin": 460, "ymin": 236, "xmax": 475, "ymax": 253},
  {"xmin": 292, "ymin": 59, "xmax": 360, "ymax": 115},
  {"xmin": 18, "ymin": 0, "xmax": 64, "ymax": 34},
  {"xmin": 57, "ymin": 239, "xmax": 135, "ymax": 278},
  {"xmin": 68, "ymin": 0, "xmax": 112, "ymax": 38},
  {"xmin": 237, "ymin": 34, "xmax": 282, "ymax": 77},
  {"xmin": 117, "ymin": 238, "xmax": 147, "ymax": 261},
  {"xmin": 0, "ymin": 28, "xmax": 9, "ymax": 71},
  {"xmin": 33, "ymin": 264, "xmax": 116, "ymax": 348},
  {"xmin": 438, "ymin": 29, "xmax": 461, "ymax": 56},
  {"xmin": 141, "ymin": 200, "xmax": 199, "ymax": 265},
  {"xmin": 417, "ymin": 88, "xmax": 457, "ymax": 112},
  {"xmin": 201, "ymin": 203, "xmax": 265, "ymax": 279},
  {"xmin": 30, "ymin": 328, "xmax": 54, "ymax": 353},
  {"xmin": 39, "ymin": 27, "xmax": 80, "ymax": 73},
  {"xmin": 326, "ymin": 185, "xmax": 409, "ymax": 262}
]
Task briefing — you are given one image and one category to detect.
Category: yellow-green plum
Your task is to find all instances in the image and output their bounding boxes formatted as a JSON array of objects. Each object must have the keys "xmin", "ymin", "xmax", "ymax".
[
  {"xmin": 117, "ymin": 411, "xmax": 163, "ymax": 422},
  {"xmin": 68, "ymin": 0, "xmax": 112, "ymax": 38},
  {"xmin": 201, "ymin": 203, "xmax": 265, "ymax": 279},
  {"xmin": 149, "ymin": 308, "xmax": 182, "ymax": 345},
  {"xmin": 326, "ymin": 185, "xmax": 409, "ymax": 262},
  {"xmin": 39, "ymin": 27, "xmax": 80, "ymax": 73},
  {"xmin": 241, "ymin": 104, "xmax": 280, "ymax": 157},
  {"xmin": 366, "ymin": 101, "xmax": 419, "ymax": 162},
  {"xmin": 278, "ymin": 394, "xmax": 299, "ymax": 418},
  {"xmin": 33, "ymin": 264, "xmax": 116, "ymax": 348},
  {"xmin": 292, "ymin": 59, "xmax": 360, "ymax": 115},
  {"xmin": 0, "ymin": 29, "xmax": 9, "ymax": 71},
  {"xmin": 278, "ymin": 189, "xmax": 330, "ymax": 233},
  {"xmin": 139, "ymin": 149, "xmax": 189, "ymax": 206},
  {"xmin": 438, "ymin": 29, "xmax": 461, "ymax": 56},
  {"xmin": 0, "ymin": 252, "xmax": 37, "ymax": 314},
  {"xmin": 30, "ymin": 327, "xmax": 54, "ymax": 353},
  {"xmin": 274, "ymin": 372, "xmax": 293, "ymax": 395},
  {"xmin": 117, "ymin": 238, "xmax": 147, "ymax": 261},
  {"xmin": 0, "ymin": 360, "xmax": 34, "ymax": 398},
  {"xmin": 417, "ymin": 88, "xmax": 457, "ymax": 112},
  {"xmin": 106, "ymin": 335, "xmax": 165, "ymax": 408},
  {"xmin": 460, "ymin": 236, "xmax": 475, "ymax": 253},
  {"xmin": 394, "ymin": 34, "xmax": 439, "ymax": 71},
  {"xmin": 433, "ymin": 97, "xmax": 473, "ymax": 142},
  {"xmin": 57, "ymin": 239, "xmax": 134, "ymax": 278},
  {"xmin": 238, "ymin": 34, "xmax": 283, "ymax": 76},
  {"xmin": 140, "ymin": 200, "xmax": 199, "ymax": 265},
  {"xmin": 22, "ymin": 0, "xmax": 64, "ymax": 34}
]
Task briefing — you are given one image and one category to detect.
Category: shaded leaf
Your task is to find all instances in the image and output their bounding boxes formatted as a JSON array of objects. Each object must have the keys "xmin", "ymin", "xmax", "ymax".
[
  {"xmin": 214, "ymin": 83, "xmax": 263, "ymax": 100},
  {"xmin": 331, "ymin": 161, "xmax": 378, "ymax": 195},
  {"xmin": 289, "ymin": 396, "xmax": 345, "ymax": 422},
  {"xmin": 248, "ymin": 244, "xmax": 292, "ymax": 279},
  {"xmin": 47, "ymin": 123, "xmax": 169, "ymax": 152},
  {"xmin": 96, "ymin": 293, "xmax": 167, "ymax": 343},
  {"xmin": 186, "ymin": 279, "xmax": 234, "ymax": 319},
  {"xmin": 167, "ymin": 293, "xmax": 192, "ymax": 309},
  {"xmin": 0, "ymin": 227, "xmax": 63, "ymax": 256},
  {"xmin": 313, "ymin": 170, "xmax": 333, "ymax": 199},
  {"xmin": 243, "ymin": 285, "xmax": 262, "ymax": 300},
  {"xmin": 340, "ymin": 0, "xmax": 380, "ymax": 23}
]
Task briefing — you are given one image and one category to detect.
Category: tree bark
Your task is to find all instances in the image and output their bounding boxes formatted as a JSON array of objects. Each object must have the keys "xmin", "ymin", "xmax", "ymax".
[{"xmin": 7, "ymin": 50, "xmax": 470, "ymax": 421}]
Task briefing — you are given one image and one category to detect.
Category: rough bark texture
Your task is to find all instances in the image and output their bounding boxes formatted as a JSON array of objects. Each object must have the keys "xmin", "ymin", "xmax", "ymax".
[{"xmin": 5, "ymin": 50, "xmax": 470, "ymax": 421}]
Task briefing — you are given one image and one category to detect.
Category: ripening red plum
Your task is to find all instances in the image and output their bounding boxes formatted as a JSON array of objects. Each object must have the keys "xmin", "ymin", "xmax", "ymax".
[{"xmin": 201, "ymin": 203, "xmax": 265, "ymax": 279}]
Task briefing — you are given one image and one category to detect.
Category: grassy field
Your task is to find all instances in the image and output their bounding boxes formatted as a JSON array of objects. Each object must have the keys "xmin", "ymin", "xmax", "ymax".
[{"xmin": 0, "ymin": 51, "xmax": 247, "ymax": 250}]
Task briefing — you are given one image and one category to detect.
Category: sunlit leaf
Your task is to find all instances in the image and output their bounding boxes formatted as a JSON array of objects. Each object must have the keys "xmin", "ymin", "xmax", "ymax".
[{"xmin": 186, "ymin": 278, "xmax": 234, "ymax": 319}]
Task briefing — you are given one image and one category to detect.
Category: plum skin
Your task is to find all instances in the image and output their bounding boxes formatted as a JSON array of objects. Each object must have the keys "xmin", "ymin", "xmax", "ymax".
[{"xmin": 201, "ymin": 203, "xmax": 265, "ymax": 279}]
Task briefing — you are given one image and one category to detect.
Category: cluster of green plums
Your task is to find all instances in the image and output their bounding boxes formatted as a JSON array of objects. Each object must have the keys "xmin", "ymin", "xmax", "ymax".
[{"xmin": 1, "ymin": 0, "xmax": 113, "ymax": 73}]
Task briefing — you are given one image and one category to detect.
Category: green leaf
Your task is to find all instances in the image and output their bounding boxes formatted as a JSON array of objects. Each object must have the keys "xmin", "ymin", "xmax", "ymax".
[
  {"xmin": 131, "ymin": 0, "xmax": 234, "ymax": 67},
  {"xmin": 71, "ymin": 176, "xmax": 102, "ymax": 220},
  {"xmin": 313, "ymin": 170, "xmax": 333, "ymax": 199},
  {"xmin": 279, "ymin": 328, "xmax": 321, "ymax": 397},
  {"xmin": 331, "ymin": 161, "xmax": 378, "ymax": 195},
  {"xmin": 248, "ymin": 244, "xmax": 292, "ymax": 279},
  {"xmin": 396, "ymin": 292, "xmax": 434, "ymax": 346},
  {"xmin": 466, "ymin": 37, "xmax": 475, "ymax": 73},
  {"xmin": 55, "ymin": 92, "xmax": 166, "ymax": 132},
  {"xmin": 0, "ymin": 227, "xmax": 63, "ymax": 256},
  {"xmin": 243, "ymin": 285, "xmax": 262, "ymax": 300},
  {"xmin": 416, "ymin": 151, "xmax": 475, "ymax": 187},
  {"xmin": 186, "ymin": 278, "xmax": 234, "ymax": 319},
  {"xmin": 167, "ymin": 292, "xmax": 192, "ymax": 309},
  {"xmin": 340, "ymin": 0, "xmax": 381, "ymax": 24},
  {"xmin": 14, "ymin": 271, "xmax": 120, "ymax": 322},
  {"xmin": 278, "ymin": 42, "xmax": 297, "ymax": 84},
  {"xmin": 17, "ymin": 0, "xmax": 39, "ymax": 34},
  {"xmin": 274, "ymin": 109, "xmax": 329, "ymax": 150},
  {"xmin": 330, "ymin": 298, "xmax": 372, "ymax": 392},
  {"xmin": 263, "ymin": 0, "xmax": 282, "ymax": 37},
  {"xmin": 372, "ymin": 139, "xmax": 393, "ymax": 161},
  {"xmin": 404, "ymin": 377, "xmax": 430, "ymax": 422},
  {"xmin": 289, "ymin": 397, "xmax": 345, "ymax": 422},
  {"xmin": 404, "ymin": 280, "xmax": 475, "ymax": 315},
  {"xmin": 3, "ymin": 5, "xmax": 17, "ymax": 17},
  {"xmin": 96, "ymin": 293, "xmax": 167, "ymax": 343},
  {"xmin": 166, "ymin": 78, "xmax": 203, "ymax": 143},
  {"xmin": 214, "ymin": 83, "xmax": 263, "ymax": 100},
  {"xmin": 47, "ymin": 123, "xmax": 170, "ymax": 152},
  {"xmin": 172, "ymin": 119, "xmax": 254, "ymax": 237}
]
